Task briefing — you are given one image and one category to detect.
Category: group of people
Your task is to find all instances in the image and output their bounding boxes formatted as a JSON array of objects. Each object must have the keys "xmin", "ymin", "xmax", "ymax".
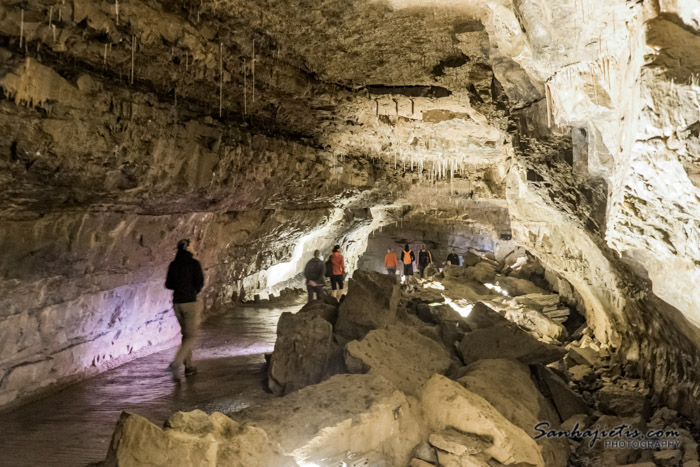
[
  {"xmin": 303, "ymin": 245, "xmax": 346, "ymax": 302},
  {"xmin": 384, "ymin": 244, "xmax": 441, "ymax": 279},
  {"xmin": 163, "ymin": 237, "xmax": 462, "ymax": 382}
]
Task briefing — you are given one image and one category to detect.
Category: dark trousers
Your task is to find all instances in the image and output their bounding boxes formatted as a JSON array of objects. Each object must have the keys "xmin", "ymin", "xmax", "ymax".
[
  {"xmin": 419, "ymin": 264, "xmax": 427, "ymax": 278},
  {"xmin": 307, "ymin": 284, "xmax": 324, "ymax": 302}
]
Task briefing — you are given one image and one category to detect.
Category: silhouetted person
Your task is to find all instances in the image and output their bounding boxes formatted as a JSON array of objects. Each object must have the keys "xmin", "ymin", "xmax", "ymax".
[
  {"xmin": 329, "ymin": 244, "xmax": 346, "ymax": 299},
  {"xmin": 446, "ymin": 252, "xmax": 460, "ymax": 266},
  {"xmin": 401, "ymin": 244, "xmax": 415, "ymax": 277},
  {"xmin": 384, "ymin": 248, "xmax": 398, "ymax": 275},
  {"xmin": 165, "ymin": 239, "xmax": 204, "ymax": 382},
  {"xmin": 303, "ymin": 249, "xmax": 326, "ymax": 302},
  {"xmin": 418, "ymin": 245, "xmax": 433, "ymax": 279}
]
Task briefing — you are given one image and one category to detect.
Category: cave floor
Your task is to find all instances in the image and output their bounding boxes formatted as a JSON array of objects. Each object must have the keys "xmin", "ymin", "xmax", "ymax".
[{"xmin": 0, "ymin": 304, "xmax": 294, "ymax": 467}]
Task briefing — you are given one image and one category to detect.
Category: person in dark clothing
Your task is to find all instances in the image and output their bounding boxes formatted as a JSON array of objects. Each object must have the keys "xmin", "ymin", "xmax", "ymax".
[
  {"xmin": 165, "ymin": 239, "xmax": 204, "ymax": 382},
  {"xmin": 303, "ymin": 249, "xmax": 326, "ymax": 302},
  {"xmin": 418, "ymin": 245, "xmax": 433, "ymax": 279},
  {"xmin": 400, "ymin": 244, "xmax": 415, "ymax": 276},
  {"xmin": 446, "ymin": 252, "xmax": 460, "ymax": 266}
]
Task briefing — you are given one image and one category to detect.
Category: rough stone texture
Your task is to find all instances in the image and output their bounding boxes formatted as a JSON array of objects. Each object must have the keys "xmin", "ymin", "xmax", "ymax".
[
  {"xmin": 335, "ymin": 269, "xmax": 400, "ymax": 341},
  {"xmin": 105, "ymin": 410, "xmax": 295, "ymax": 467},
  {"xmin": 534, "ymin": 365, "xmax": 590, "ymax": 422},
  {"xmin": 267, "ymin": 311, "xmax": 333, "ymax": 395},
  {"xmin": 421, "ymin": 374, "xmax": 544, "ymax": 466},
  {"xmin": 459, "ymin": 303, "xmax": 565, "ymax": 365},
  {"xmin": 456, "ymin": 359, "xmax": 569, "ymax": 467},
  {"xmin": 345, "ymin": 324, "xmax": 451, "ymax": 396},
  {"xmin": 236, "ymin": 373, "xmax": 424, "ymax": 465}
]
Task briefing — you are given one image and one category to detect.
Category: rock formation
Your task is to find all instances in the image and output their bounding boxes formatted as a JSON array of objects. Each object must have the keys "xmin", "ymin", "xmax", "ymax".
[{"xmin": 1, "ymin": 0, "xmax": 699, "ymax": 464}]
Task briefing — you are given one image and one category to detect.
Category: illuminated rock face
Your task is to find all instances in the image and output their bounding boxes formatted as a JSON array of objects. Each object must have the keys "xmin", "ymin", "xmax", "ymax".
[{"xmin": 1, "ymin": 0, "xmax": 699, "ymax": 423}]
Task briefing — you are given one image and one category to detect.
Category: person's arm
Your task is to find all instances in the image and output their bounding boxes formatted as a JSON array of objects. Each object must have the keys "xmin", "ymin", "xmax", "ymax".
[
  {"xmin": 165, "ymin": 263, "xmax": 174, "ymax": 290},
  {"xmin": 341, "ymin": 256, "xmax": 346, "ymax": 276},
  {"xmin": 193, "ymin": 260, "xmax": 204, "ymax": 294},
  {"xmin": 429, "ymin": 251, "xmax": 433, "ymax": 263}
]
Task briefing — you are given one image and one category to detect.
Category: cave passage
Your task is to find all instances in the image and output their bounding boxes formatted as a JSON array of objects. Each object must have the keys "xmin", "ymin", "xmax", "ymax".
[{"xmin": 0, "ymin": 305, "xmax": 291, "ymax": 466}]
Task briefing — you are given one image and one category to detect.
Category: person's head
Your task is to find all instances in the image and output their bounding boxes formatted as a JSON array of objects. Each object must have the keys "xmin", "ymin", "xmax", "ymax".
[
  {"xmin": 421, "ymin": 244, "xmax": 426, "ymax": 251},
  {"xmin": 333, "ymin": 244, "xmax": 341, "ymax": 253},
  {"xmin": 177, "ymin": 238, "xmax": 194, "ymax": 255},
  {"xmin": 387, "ymin": 248, "xmax": 392, "ymax": 254},
  {"xmin": 404, "ymin": 244, "xmax": 410, "ymax": 251},
  {"xmin": 313, "ymin": 249, "xmax": 321, "ymax": 258}
]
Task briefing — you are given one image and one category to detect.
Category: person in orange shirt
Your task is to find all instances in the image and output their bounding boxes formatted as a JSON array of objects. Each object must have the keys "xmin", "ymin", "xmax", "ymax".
[
  {"xmin": 384, "ymin": 248, "xmax": 398, "ymax": 275},
  {"xmin": 329, "ymin": 244, "xmax": 346, "ymax": 299}
]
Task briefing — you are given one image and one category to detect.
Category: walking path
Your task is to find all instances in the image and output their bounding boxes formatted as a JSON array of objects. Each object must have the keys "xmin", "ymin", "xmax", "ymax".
[{"xmin": 0, "ymin": 305, "xmax": 294, "ymax": 467}]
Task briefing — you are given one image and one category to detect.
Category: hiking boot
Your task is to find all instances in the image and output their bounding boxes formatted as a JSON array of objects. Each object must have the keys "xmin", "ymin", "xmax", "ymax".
[
  {"xmin": 167, "ymin": 363, "xmax": 181, "ymax": 382},
  {"xmin": 184, "ymin": 366, "xmax": 198, "ymax": 377}
]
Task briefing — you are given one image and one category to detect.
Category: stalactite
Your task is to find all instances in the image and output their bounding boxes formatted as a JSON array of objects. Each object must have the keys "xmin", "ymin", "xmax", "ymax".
[
  {"xmin": 545, "ymin": 83, "xmax": 552, "ymax": 128},
  {"xmin": 103, "ymin": 44, "xmax": 108, "ymax": 68},
  {"xmin": 58, "ymin": 2, "xmax": 63, "ymax": 22},
  {"xmin": 115, "ymin": 0, "xmax": 120, "ymax": 26},
  {"xmin": 19, "ymin": 9, "xmax": 24, "ymax": 49},
  {"xmin": 243, "ymin": 59, "xmax": 247, "ymax": 116},
  {"xmin": 130, "ymin": 35, "xmax": 136, "ymax": 85},
  {"xmin": 51, "ymin": 25, "xmax": 56, "ymax": 42},
  {"xmin": 48, "ymin": 6, "xmax": 53, "ymax": 28},
  {"xmin": 252, "ymin": 40, "xmax": 256, "ymax": 104},
  {"xmin": 219, "ymin": 43, "xmax": 223, "ymax": 118}
]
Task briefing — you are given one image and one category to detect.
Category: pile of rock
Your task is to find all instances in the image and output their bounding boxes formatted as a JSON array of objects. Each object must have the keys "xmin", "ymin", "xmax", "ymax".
[{"xmin": 104, "ymin": 266, "xmax": 700, "ymax": 467}]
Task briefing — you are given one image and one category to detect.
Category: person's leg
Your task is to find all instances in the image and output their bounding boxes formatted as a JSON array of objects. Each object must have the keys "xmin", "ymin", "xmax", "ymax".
[
  {"xmin": 307, "ymin": 284, "xmax": 314, "ymax": 302},
  {"xmin": 172, "ymin": 302, "xmax": 199, "ymax": 370},
  {"xmin": 337, "ymin": 276, "xmax": 344, "ymax": 297},
  {"xmin": 313, "ymin": 285, "xmax": 324, "ymax": 300},
  {"xmin": 330, "ymin": 275, "xmax": 338, "ymax": 299}
]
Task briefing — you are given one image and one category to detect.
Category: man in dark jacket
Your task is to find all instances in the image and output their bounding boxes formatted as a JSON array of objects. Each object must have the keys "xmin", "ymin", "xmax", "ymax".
[
  {"xmin": 446, "ymin": 252, "xmax": 460, "ymax": 266},
  {"xmin": 303, "ymin": 250, "xmax": 326, "ymax": 302},
  {"xmin": 400, "ymin": 244, "xmax": 415, "ymax": 277},
  {"xmin": 418, "ymin": 245, "xmax": 433, "ymax": 279},
  {"xmin": 165, "ymin": 239, "xmax": 204, "ymax": 382}
]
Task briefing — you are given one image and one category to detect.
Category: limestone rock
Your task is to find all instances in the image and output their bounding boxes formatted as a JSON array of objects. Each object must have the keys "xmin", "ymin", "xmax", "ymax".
[
  {"xmin": 428, "ymin": 429, "xmax": 491, "ymax": 457},
  {"xmin": 297, "ymin": 300, "xmax": 339, "ymax": 326},
  {"xmin": 236, "ymin": 374, "xmax": 424, "ymax": 466},
  {"xmin": 411, "ymin": 441, "xmax": 437, "ymax": 463},
  {"xmin": 514, "ymin": 293, "xmax": 561, "ymax": 311},
  {"xmin": 267, "ymin": 311, "xmax": 334, "ymax": 395},
  {"xmin": 421, "ymin": 374, "xmax": 545, "ymax": 466},
  {"xmin": 464, "ymin": 261, "xmax": 498, "ymax": 283},
  {"xmin": 457, "ymin": 359, "xmax": 569, "ymax": 467},
  {"xmin": 494, "ymin": 275, "xmax": 548, "ymax": 296},
  {"xmin": 409, "ymin": 458, "xmax": 435, "ymax": 467},
  {"xmin": 503, "ymin": 306, "xmax": 567, "ymax": 342},
  {"xmin": 335, "ymin": 270, "xmax": 400, "ymax": 341},
  {"xmin": 534, "ymin": 365, "xmax": 590, "ymax": 421},
  {"xmin": 105, "ymin": 410, "xmax": 294, "ymax": 466},
  {"xmin": 345, "ymin": 324, "xmax": 451, "ymax": 396},
  {"xmin": 653, "ymin": 450, "xmax": 682, "ymax": 466},
  {"xmin": 596, "ymin": 385, "xmax": 649, "ymax": 418},
  {"xmin": 459, "ymin": 319, "xmax": 566, "ymax": 365}
]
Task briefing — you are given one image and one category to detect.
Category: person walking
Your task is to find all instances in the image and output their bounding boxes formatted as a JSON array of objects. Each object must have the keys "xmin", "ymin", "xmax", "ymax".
[
  {"xmin": 400, "ymin": 244, "xmax": 415, "ymax": 277},
  {"xmin": 303, "ymin": 250, "xmax": 326, "ymax": 302},
  {"xmin": 384, "ymin": 247, "xmax": 398, "ymax": 275},
  {"xmin": 165, "ymin": 239, "xmax": 204, "ymax": 382},
  {"xmin": 329, "ymin": 245, "xmax": 345, "ymax": 299},
  {"xmin": 418, "ymin": 245, "xmax": 433, "ymax": 279}
]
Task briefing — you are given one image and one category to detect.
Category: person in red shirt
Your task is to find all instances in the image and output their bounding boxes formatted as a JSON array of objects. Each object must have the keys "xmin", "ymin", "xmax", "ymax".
[
  {"xmin": 384, "ymin": 248, "xmax": 398, "ymax": 275},
  {"xmin": 329, "ymin": 244, "xmax": 346, "ymax": 299}
]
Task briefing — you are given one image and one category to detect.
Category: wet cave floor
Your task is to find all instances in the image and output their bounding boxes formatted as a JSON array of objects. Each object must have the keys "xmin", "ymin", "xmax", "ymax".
[{"xmin": 0, "ymin": 304, "xmax": 295, "ymax": 467}]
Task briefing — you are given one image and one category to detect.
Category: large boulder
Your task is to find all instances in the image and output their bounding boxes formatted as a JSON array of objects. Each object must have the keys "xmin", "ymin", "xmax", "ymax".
[
  {"xmin": 457, "ymin": 359, "xmax": 569, "ymax": 467},
  {"xmin": 105, "ymin": 410, "xmax": 294, "ymax": 466},
  {"xmin": 267, "ymin": 311, "xmax": 335, "ymax": 395},
  {"xmin": 345, "ymin": 324, "xmax": 451, "ymax": 396},
  {"xmin": 464, "ymin": 261, "xmax": 498, "ymax": 283},
  {"xmin": 459, "ymin": 303, "xmax": 565, "ymax": 365},
  {"xmin": 533, "ymin": 365, "xmax": 590, "ymax": 422},
  {"xmin": 421, "ymin": 374, "xmax": 545, "ymax": 466},
  {"xmin": 236, "ymin": 374, "xmax": 424, "ymax": 466},
  {"xmin": 494, "ymin": 275, "xmax": 548, "ymax": 296},
  {"xmin": 335, "ymin": 270, "xmax": 400, "ymax": 341}
]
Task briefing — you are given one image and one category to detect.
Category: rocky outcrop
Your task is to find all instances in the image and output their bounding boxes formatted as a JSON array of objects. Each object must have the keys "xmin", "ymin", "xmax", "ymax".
[
  {"xmin": 267, "ymin": 310, "xmax": 334, "ymax": 395},
  {"xmin": 459, "ymin": 303, "xmax": 566, "ymax": 365},
  {"xmin": 105, "ymin": 410, "xmax": 295, "ymax": 467},
  {"xmin": 421, "ymin": 374, "xmax": 545, "ymax": 466},
  {"xmin": 456, "ymin": 359, "xmax": 569, "ymax": 467},
  {"xmin": 345, "ymin": 324, "xmax": 451, "ymax": 396},
  {"xmin": 335, "ymin": 269, "xmax": 400, "ymax": 341},
  {"xmin": 236, "ymin": 373, "xmax": 424, "ymax": 466}
]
